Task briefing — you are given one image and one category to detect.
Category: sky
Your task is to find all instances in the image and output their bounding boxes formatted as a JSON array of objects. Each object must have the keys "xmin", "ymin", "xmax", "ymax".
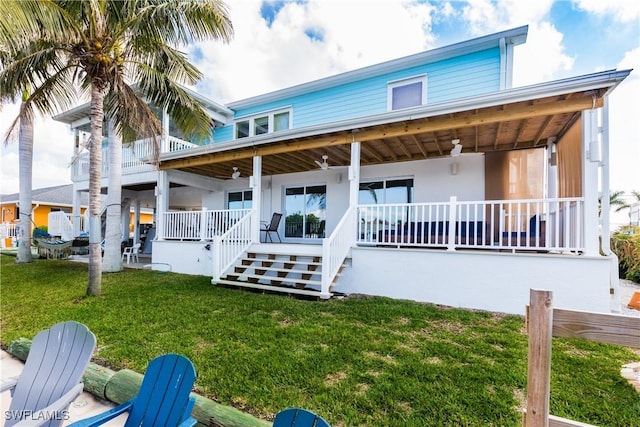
[{"xmin": 1, "ymin": 0, "xmax": 639, "ymax": 226}]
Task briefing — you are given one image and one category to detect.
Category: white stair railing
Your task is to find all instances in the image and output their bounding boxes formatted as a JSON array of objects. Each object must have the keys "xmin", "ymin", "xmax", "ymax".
[
  {"xmin": 321, "ymin": 206, "xmax": 357, "ymax": 297},
  {"xmin": 48, "ymin": 211, "xmax": 74, "ymax": 241},
  {"xmin": 212, "ymin": 211, "xmax": 254, "ymax": 281}
]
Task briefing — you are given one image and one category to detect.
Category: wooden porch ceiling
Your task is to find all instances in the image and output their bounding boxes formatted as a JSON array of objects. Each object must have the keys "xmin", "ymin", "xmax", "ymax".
[{"xmin": 159, "ymin": 88, "xmax": 606, "ymax": 180}]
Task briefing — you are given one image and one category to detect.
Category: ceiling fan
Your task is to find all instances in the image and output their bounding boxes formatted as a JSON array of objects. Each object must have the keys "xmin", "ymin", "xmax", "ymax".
[
  {"xmin": 231, "ymin": 166, "xmax": 241, "ymax": 179},
  {"xmin": 450, "ymin": 139, "xmax": 463, "ymax": 157},
  {"xmin": 315, "ymin": 155, "xmax": 332, "ymax": 170}
]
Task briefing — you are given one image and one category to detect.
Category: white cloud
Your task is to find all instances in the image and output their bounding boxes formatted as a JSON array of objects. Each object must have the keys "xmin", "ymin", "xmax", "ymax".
[
  {"xmin": 574, "ymin": 0, "xmax": 640, "ymax": 23},
  {"xmin": 192, "ymin": 0, "xmax": 436, "ymax": 102},
  {"xmin": 0, "ymin": 104, "xmax": 73, "ymax": 195}
]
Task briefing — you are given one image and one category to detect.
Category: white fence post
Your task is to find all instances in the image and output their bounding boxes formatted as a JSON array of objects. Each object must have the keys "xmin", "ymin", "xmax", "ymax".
[{"xmin": 447, "ymin": 196, "xmax": 457, "ymax": 251}]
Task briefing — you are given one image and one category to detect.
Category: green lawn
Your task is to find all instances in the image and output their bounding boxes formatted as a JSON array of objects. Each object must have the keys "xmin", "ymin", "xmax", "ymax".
[{"xmin": 1, "ymin": 255, "xmax": 638, "ymax": 426}]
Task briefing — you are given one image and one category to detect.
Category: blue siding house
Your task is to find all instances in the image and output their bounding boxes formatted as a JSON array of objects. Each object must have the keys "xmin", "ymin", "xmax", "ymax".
[{"xmin": 54, "ymin": 25, "xmax": 632, "ymax": 315}]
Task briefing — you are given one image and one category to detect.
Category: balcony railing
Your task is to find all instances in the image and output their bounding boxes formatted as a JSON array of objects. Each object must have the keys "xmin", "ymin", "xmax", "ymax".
[
  {"xmin": 356, "ymin": 197, "xmax": 585, "ymax": 253},
  {"xmin": 161, "ymin": 209, "xmax": 252, "ymax": 241},
  {"xmin": 72, "ymin": 135, "xmax": 198, "ymax": 179}
]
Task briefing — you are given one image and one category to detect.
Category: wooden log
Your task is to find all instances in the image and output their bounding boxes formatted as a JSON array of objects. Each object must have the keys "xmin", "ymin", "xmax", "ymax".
[
  {"xmin": 7, "ymin": 337, "xmax": 31, "ymax": 361},
  {"xmin": 104, "ymin": 369, "xmax": 269, "ymax": 426},
  {"xmin": 8, "ymin": 339, "xmax": 270, "ymax": 427},
  {"xmin": 191, "ymin": 393, "xmax": 270, "ymax": 427},
  {"xmin": 82, "ymin": 363, "xmax": 116, "ymax": 400},
  {"xmin": 525, "ymin": 289, "xmax": 553, "ymax": 427},
  {"xmin": 104, "ymin": 368, "xmax": 143, "ymax": 404}
]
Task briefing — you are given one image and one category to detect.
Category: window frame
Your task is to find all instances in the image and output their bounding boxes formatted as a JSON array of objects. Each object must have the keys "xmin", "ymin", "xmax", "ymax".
[
  {"xmin": 227, "ymin": 189, "xmax": 253, "ymax": 210},
  {"xmin": 234, "ymin": 107, "xmax": 292, "ymax": 139},
  {"xmin": 387, "ymin": 75, "xmax": 427, "ymax": 111}
]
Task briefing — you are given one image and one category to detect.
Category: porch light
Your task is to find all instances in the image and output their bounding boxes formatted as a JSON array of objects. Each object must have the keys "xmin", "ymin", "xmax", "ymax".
[{"xmin": 232, "ymin": 167, "xmax": 241, "ymax": 179}]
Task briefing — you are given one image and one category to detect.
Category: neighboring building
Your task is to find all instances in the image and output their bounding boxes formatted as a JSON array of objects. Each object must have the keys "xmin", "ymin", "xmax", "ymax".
[
  {"xmin": 0, "ymin": 184, "xmax": 152, "ymax": 243},
  {"xmin": 52, "ymin": 26, "xmax": 632, "ymax": 315}
]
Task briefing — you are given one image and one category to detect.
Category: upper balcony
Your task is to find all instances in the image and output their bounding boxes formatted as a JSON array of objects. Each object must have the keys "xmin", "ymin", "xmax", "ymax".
[{"xmin": 71, "ymin": 136, "xmax": 199, "ymax": 181}]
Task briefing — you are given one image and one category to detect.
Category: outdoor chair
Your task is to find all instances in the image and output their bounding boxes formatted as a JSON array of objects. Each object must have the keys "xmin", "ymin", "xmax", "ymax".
[
  {"xmin": 273, "ymin": 408, "xmax": 331, "ymax": 427},
  {"xmin": 0, "ymin": 321, "xmax": 96, "ymax": 427},
  {"xmin": 68, "ymin": 354, "xmax": 197, "ymax": 427},
  {"xmin": 122, "ymin": 242, "xmax": 141, "ymax": 264},
  {"xmin": 261, "ymin": 212, "xmax": 283, "ymax": 243}
]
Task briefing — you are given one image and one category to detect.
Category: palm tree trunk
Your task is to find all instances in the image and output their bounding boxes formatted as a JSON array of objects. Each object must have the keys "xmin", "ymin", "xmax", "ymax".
[
  {"xmin": 16, "ymin": 101, "xmax": 33, "ymax": 263},
  {"xmin": 103, "ymin": 118, "xmax": 123, "ymax": 272},
  {"xmin": 87, "ymin": 83, "xmax": 105, "ymax": 296}
]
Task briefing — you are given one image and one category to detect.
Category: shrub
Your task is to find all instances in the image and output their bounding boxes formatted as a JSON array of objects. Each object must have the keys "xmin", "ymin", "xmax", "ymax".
[{"xmin": 611, "ymin": 226, "xmax": 640, "ymax": 283}]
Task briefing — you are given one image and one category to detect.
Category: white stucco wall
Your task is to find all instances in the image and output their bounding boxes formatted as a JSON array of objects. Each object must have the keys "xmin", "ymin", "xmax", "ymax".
[
  {"xmin": 338, "ymin": 248, "xmax": 611, "ymax": 315},
  {"xmin": 152, "ymin": 240, "xmax": 213, "ymax": 276}
]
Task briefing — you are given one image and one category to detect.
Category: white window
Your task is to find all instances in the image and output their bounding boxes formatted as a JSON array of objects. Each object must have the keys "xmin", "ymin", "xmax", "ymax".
[
  {"xmin": 235, "ymin": 108, "xmax": 291, "ymax": 139},
  {"xmin": 227, "ymin": 190, "xmax": 253, "ymax": 209},
  {"xmin": 387, "ymin": 76, "xmax": 427, "ymax": 111}
]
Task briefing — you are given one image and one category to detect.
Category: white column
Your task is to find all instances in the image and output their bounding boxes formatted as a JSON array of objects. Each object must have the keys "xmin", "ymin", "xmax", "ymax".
[
  {"xmin": 72, "ymin": 188, "xmax": 82, "ymax": 237},
  {"xmin": 349, "ymin": 141, "xmax": 361, "ymax": 207},
  {"xmin": 121, "ymin": 198, "xmax": 132, "ymax": 244},
  {"xmin": 133, "ymin": 200, "xmax": 141, "ymax": 245},
  {"xmin": 546, "ymin": 137, "xmax": 558, "ymax": 200},
  {"xmin": 252, "ymin": 156, "xmax": 263, "ymax": 242},
  {"xmin": 582, "ymin": 109, "xmax": 600, "ymax": 256},
  {"xmin": 162, "ymin": 108, "xmax": 170, "ymax": 153},
  {"xmin": 155, "ymin": 171, "xmax": 169, "ymax": 240}
]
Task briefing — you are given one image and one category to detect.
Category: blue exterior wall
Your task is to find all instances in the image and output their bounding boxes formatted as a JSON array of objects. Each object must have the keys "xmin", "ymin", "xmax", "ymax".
[{"xmin": 213, "ymin": 47, "xmax": 500, "ymax": 143}]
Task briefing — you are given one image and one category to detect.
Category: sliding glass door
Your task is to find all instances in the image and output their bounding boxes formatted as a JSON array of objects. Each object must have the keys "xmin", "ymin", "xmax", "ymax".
[{"xmin": 284, "ymin": 185, "xmax": 326, "ymax": 240}]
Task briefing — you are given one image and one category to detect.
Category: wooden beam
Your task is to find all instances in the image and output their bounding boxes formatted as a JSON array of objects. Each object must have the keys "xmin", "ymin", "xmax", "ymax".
[
  {"xmin": 360, "ymin": 143, "xmax": 385, "ymax": 162},
  {"xmin": 409, "ymin": 134, "xmax": 428, "ymax": 158},
  {"xmin": 552, "ymin": 308, "xmax": 640, "ymax": 348},
  {"xmin": 532, "ymin": 115, "xmax": 555, "ymax": 147},
  {"xmin": 512, "ymin": 118, "xmax": 528, "ymax": 149},
  {"xmin": 392, "ymin": 136, "xmax": 413, "ymax": 159}
]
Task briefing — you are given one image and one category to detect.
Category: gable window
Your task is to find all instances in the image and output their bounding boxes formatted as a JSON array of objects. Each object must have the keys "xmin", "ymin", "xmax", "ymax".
[
  {"xmin": 235, "ymin": 108, "xmax": 291, "ymax": 139},
  {"xmin": 388, "ymin": 76, "xmax": 427, "ymax": 111}
]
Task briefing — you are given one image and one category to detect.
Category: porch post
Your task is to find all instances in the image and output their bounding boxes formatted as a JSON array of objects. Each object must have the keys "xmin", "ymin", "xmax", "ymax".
[
  {"xmin": 155, "ymin": 171, "xmax": 169, "ymax": 240},
  {"xmin": 72, "ymin": 188, "xmax": 82, "ymax": 237},
  {"xmin": 582, "ymin": 109, "xmax": 600, "ymax": 256},
  {"xmin": 121, "ymin": 198, "xmax": 131, "ymax": 244},
  {"xmin": 349, "ymin": 141, "xmax": 361, "ymax": 207},
  {"xmin": 133, "ymin": 200, "xmax": 140, "ymax": 245},
  {"xmin": 252, "ymin": 155, "xmax": 263, "ymax": 243},
  {"xmin": 161, "ymin": 108, "xmax": 169, "ymax": 152},
  {"xmin": 546, "ymin": 137, "xmax": 558, "ymax": 200}
]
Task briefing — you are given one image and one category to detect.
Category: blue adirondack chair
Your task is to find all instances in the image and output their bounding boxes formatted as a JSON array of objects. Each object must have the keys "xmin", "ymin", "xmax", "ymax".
[
  {"xmin": 0, "ymin": 321, "xmax": 96, "ymax": 427},
  {"xmin": 273, "ymin": 408, "xmax": 331, "ymax": 427},
  {"xmin": 68, "ymin": 354, "xmax": 197, "ymax": 427}
]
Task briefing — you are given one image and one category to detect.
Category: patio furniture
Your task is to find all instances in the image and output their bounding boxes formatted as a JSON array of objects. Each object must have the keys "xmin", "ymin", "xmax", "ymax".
[
  {"xmin": 273, "ymin": 408, "xmax": 331, "ymax": 427},
  {"xmin": 68, "ymin": 354, "xmax": 197, "ymax": 427},
  {"xmin": 0, "ymin": 321, "xmax": 96, "ymax": 427},
  {"xmin": 261, "ymin": 213, "xmax": 283, "ymax": 243},
  {"xmin": 122, "ymin": 243, "xmax": 141, "ymax": 264}
]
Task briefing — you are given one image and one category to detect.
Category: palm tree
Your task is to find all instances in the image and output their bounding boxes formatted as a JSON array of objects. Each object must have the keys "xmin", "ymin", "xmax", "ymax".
[
  {"xmin": 0, "ymin": 0, "xmax": 232, "ymax": 295},
  {"xmin": 0, "ymin": 17, "xmax": 74, "ymax": 264},
  {"xmin": 599, "ymin": 190, "xmax": 629, "ymax": 217}
]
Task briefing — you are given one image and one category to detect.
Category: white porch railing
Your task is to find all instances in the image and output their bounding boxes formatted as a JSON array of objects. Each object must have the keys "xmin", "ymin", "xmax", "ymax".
[
  {"xmin": 212, "ymin": 210, "xmax": 254, "ymax": 281},
  {"xmin": 73, "ymin": 135, "xmax": 198, "ymax": 179},
  {"xmin": 161, "ymin": 209, "xmax": 252, "ymax": 241},
  {"xmin": 356, "ymin": 197, "xmax": 585, "ymax": 253},
  {"xmin": 321, "ymin": 205, "xmax": 357, "ymax": 297},
  {"xmin": 48, "ymin": 211, "xmax": 75, "ymax": 241}
]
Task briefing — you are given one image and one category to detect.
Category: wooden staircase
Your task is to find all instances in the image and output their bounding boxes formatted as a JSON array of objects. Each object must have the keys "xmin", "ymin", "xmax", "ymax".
[{"xmin": 213, "ymin": 244, "xmax": 348, "ymax": 298}]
